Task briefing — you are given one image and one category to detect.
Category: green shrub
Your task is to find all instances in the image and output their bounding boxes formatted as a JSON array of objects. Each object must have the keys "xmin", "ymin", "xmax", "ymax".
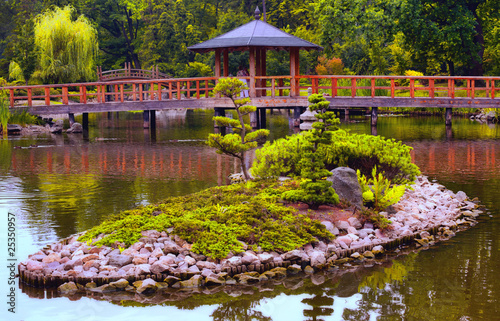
[
  {"xmin": 357, "ymin": 167, "xmax": 406, "ymax": 211},
  {"xmin": 78, "ymin": 180, "xmax": 333, "ymax": 259},
  {"xmin": 252, "ymin": 130, "xmax": 420, "ymax": 185},
  {"xmin": 281, "ymin": 93, "xmax": 340, "ymax": 209}
]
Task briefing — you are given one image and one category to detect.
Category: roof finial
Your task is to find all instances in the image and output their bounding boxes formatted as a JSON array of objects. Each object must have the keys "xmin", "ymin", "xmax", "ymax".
[{"xmin": 254, "ymin": 6, "xmax": 261, "ymax": 20}]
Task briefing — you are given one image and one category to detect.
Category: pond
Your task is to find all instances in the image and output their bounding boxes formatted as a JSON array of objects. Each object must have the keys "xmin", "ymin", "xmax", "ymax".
[{"xmin": 0, "ymin": 110, "xmax": 499, "ymax": 320}]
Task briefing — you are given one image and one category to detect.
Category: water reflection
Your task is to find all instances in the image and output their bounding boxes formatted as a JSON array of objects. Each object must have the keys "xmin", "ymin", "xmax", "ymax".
[{"xmin": 2, "ymin": 112, "xmax": 500, "ymax": 320}]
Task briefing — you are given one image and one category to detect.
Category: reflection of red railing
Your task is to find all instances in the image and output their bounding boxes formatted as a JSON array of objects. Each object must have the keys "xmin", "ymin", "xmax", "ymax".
[{"xmin": 3, "ymin": 75, "xmax": 500, "ymax": 109}]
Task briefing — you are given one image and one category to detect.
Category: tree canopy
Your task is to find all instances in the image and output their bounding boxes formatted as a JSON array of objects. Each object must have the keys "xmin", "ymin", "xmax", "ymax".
[{"xmin": 0, "ymin": 0, "xmax": 498, "ymax": 83}]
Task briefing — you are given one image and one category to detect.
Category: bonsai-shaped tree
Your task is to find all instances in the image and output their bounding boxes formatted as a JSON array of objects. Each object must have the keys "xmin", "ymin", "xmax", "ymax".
[
  {"xmin": 207, "ymin": 78, "xmax": 269, "ymax": 180},
  {"xmin": 282, "ymin": 93, "xmax": 340, "ymax": 209}
]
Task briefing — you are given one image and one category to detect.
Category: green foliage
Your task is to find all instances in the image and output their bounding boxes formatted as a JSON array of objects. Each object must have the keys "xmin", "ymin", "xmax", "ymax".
[
  {"xmin": 208, "ymin": 78, "xmax": 269, "ymax": 180},
  {"xmin": 8, "ymin": 110, "xmax": 41, "ymax": 126},
  {"xmin": 0, "ymin": 90, "xmax": 10, "ymax": 136},
  {"xmin": 281, "ymin": 94, "xmax": 340, "ymax": 209},
  {"xmin": 357, "ymin": 167, "xmax": 406, "ymax": 211},
  {"xmin": 34, "ymin": 5, "xmax": 98, "ymax": 83},
  {"xmin": 78, "ymin": 180, "xmax": 334, "ymax": 259},
  {"xmin": 252, "ymin": 130, "xmax": 420, "ymax": 185}
]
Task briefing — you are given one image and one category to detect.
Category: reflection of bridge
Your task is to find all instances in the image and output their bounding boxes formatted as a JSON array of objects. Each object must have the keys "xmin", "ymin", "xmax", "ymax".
[{"xmin": 3, "ymin": 75, "xmax": 500, "ymax": 129}]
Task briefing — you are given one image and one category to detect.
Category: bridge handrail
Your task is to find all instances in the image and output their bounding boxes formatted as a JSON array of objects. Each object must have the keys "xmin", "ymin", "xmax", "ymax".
[
  {"xmin": 2, "ymin": 75, "xmax": 499, "ymax": 108},
  {"xmin": 99, "ymin": 68, "xmax": 171, "ymax": 81}
]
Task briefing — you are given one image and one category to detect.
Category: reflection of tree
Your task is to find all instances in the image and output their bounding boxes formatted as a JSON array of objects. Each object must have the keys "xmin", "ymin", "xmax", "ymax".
[
  {"xmin": 211, "ymin": 300, "xmax": 272, "ymax": 321},
  {"xmin": 302, "ymin": 295, "xmax": 334, "ymax": 321}
]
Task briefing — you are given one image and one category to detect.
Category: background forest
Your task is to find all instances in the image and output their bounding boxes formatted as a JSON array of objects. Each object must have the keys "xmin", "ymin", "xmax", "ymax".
[{"xmin": 0, "ymin": 0, "xmax": 499, "ymax": 85}]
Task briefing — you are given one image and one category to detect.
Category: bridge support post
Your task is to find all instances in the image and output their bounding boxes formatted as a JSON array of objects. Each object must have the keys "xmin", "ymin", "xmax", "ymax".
[
  {"xmin": 259, "ymin": 108, "xmax": 267, "ymax": 128},
  {"xmin": 250, "ymin": 111, "xmax": 258, "ymax": 128},
  {"xmin": 293, "ymin": 107, "xmax": 302, "ymax": 127},
  {"xmin": 371, "ymin": 107, "xmax": 378, "ymax": 126},
  {"xmin": 69, "ymin": 113, "xmax": 75, "ymax": 126},
  {"xmin": 344, "ymin": 108, "xmax": 349, "ymax": 122},
  {"xmin": 445, "ymin": 107, "xmax": 452, "ymax": 126},
  {"xmin": 150, "ymin": 110, "xmax": 156, "ymax": 131},
  {"xmin": 143, "ymin": 110, "xmax": 150, "ymax": 129},
  {"xmin": 82, "ymin": 113, "xmax": 89, "ymax": 140}
]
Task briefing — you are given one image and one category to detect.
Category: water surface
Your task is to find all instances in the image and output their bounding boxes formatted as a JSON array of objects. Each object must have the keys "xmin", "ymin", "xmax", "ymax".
[{"xmin": 0, "ymin": 111, "xmax": 499, "ymax": 320}]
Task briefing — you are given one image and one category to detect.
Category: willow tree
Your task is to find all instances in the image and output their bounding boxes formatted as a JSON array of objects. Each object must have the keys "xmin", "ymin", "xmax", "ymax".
[{"xmin": 34, "ymin": 6, "xmax": 98, "ymax": 84}]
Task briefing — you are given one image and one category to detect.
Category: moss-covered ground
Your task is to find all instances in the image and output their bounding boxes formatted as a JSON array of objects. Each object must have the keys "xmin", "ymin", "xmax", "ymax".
[{"xmin": 78, "ymin": 179, "xmax": 333, "ymax": 259}]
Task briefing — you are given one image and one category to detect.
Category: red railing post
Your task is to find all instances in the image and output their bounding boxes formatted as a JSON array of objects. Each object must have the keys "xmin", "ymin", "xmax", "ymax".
[
  {"xmin": 205, "ymin": 80, "xmax": 209, "ymax": 98},
  {"xmin": 120, "ymin": 84, "xmax": 124, "ymax": 102},
  {"xmin": 196, "ymin": 81, "xmax": 200, "ymax": 99},
  {"xmin": 45, "ymin": 87, "xmax": 51, "ymax": 105},
  {"xmin": 158, "ymin": 82, "xmax": 162, "ymax": 101},
  {"xmin": 139, "ymin": 83, "xmax": 143, "ymax": 102},
  {"xmin": 410, "ymin": 79, "xmax": 415, "ymax": 98},
  {"xmin": 27, "ymin": 88, "xmax": 32, "ymax": 107},
  {"xmin": 391, "ymin": 79, "xmax": 395, "ymax": 98},
  {"xmin": 429, "ymin": 79, "xmax": 435, "ymax": 98},
  {"xmin": 351, "ymin": 78, "xmax": 356, "ymax": 98},
  {"xmin": 492, "ymin": 80, "xmax": 496, "ymax": 99},
  {"xmin": 332, "ymin": 78, "xmax": 337, "ymax": 98},
  {"xmin": 371, "ymin": 78, "xmax": 375, "ymax": 98},
  {"xmin": 471, "ymin": 79, "xmax": 475, "ymax": 99},
  {"xmin": 186, "ymin": 81, "xmax": 191, "ymax": 99},
  {"xmin": 62, "ymin": 86, "xmax": 69, "ymax": 105},
  {"xmin": 9, "ymin": 89, "xmax": 14, "ymax": 107},
  {"xmin": 177, "ymin": 81, "xmax": 181, "ymax": 100}
]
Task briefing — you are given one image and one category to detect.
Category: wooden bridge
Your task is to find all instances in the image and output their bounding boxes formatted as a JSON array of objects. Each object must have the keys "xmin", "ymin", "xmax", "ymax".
[{"xmin": 3, "ymin": 75, "xmax": 500, "ymax": 128}]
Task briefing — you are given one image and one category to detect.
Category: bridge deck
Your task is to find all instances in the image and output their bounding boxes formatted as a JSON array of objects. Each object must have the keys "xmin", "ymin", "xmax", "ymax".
[{"xmin": 3, "ymin": 75, "xmax": 500, "ymax": 116}]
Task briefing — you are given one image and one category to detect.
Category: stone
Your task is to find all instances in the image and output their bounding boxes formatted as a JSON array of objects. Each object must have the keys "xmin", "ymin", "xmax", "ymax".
[
  {"xmin": 141, "ymin": 230, "xmax": 161, "ymax": 239},
  {"xmin": 108, "ymin": 254, "xmax": 133, "ymax": 267},
  {"xmin": 196, "ymin": 261, "xmax": 217, "ymax": 270},
  {"xmin": 205, "ymin": 274, "xmax": 226, "ymax": 286},
  {"xmin": 164, "ymin": 241, "xmax": 181, "ymax": 254},
  {"xmin": 135, "ymin": 264, "xmax": 151, "ymax": 276},
  {"xmin": 372, "ymin": 245, "xmax": 384, "ymax": 255},
  {"xmin": 50, "ymin": 120, "xmax": 64, "ymax": 134},
  {"xmin": 327, "ymin": 167, "xmax": 363, "ymax": 209},
  {"xmin": 150, "ymin": 248, "xmax": 164, "ymax": 258},
  {"xmin": 363, "ymin": 251, "xmax": 375, "ymax": 259},
  {"xmin": 336, "ymin": 220, "xmax": 351, "ymax": 230},
  {"xmin": 164, "ymin": 276, "xmax": 181, "ymax": 286},
  {"xmin": 58, "ymin": 282, "xmax": 79, "ymax": 295},
  {"xmin": 321, "ymin": 221, "xmax": 339, "ymax": 235},
  {"xmin": 309, "ymin": 251, "xmax": 326, "ymax": 268},
  {"xmin": 227, "ymin": 256, "xmax": 242, "ymax": 267},
  {"xmin": 179, "ymin": 275, "xmax": 204, "ymax": 288},
  {"xmin": 287, "ymin": 264, "xmax": 302, "ymax": 275},
  {"xmin": 150, "ymin": 261, "xmax": 170, "ymax": 274},
  {"xmin": 135, "ymin": 278, "xmax": 158, "ymax": 294},
  {"xmin": 184, "ymin": 255, "xmax": 196, "ymax": 266},
  {"xmin": 257, "ymin": 253, "xmax": 274, "ymax": 264},
  {"xmin": 270, "ymin": 267, "xmax": 287, "ymax": 278},
  {"xmin": 282, "ymin": 249, "xmax": 308, "ymax": 261},
  {"xmin": 455, "ymin": 191, "xmax": 467, "ymax": 202},
  {"xmin": 27, "ymin": 260, "xmax": 45, "ymax": 271},
  {"xmin": 188, "ymin": 265, "xmax": 201, "ymax": 273},
  {"xmin": 303, "ymin": 265, "xmax": 315, "ymax": 274},
  {"xmin": 85, "ymin": 282, "xmax": 97, "ymax": 289},
  {"xmin": 348, "ymin": 217, "xmax": 363, "ymax": 229},
  {"xmin": 42, "ymin": 252, "xmax": 61, "ymax": 264},
  {"xmin": 90, "ymin": 284, "xmax": 117, "ymax": 293},
  {"xmin": 109, "ymin": 279, "xmax": 129, "ymax": 290},
  {"xmin": 132, "ymin": 254, "xmax": 149, "ymax": 265},
  {"xmin": 241, "ymin": 252, "xmax": 259, "ymax": 265},
  {"xmin": 350, "ymin": 252, "xmax": 363, "ymax": 259},
  {"xmin": 66, "ymin": 123, "xmax": 83, "ymax": 133},
  {"xmin": 336, "ymin": 235, "xmax": 353, "ymax": 247},
  {"xmin": 236, "ymin": 274, "xmax": 260, "ymax": 284}
]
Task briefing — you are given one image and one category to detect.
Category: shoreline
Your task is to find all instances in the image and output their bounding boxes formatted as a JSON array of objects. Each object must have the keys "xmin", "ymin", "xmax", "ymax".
[{"xmin": 17, "ymin": 175, "xmax": 482, "ymax": 297}]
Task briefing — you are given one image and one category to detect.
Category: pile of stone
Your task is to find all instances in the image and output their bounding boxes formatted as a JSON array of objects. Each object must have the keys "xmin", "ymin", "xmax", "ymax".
[{"xmin": 18, "ymin": 175, "xmax": 482, "ymax": 296}]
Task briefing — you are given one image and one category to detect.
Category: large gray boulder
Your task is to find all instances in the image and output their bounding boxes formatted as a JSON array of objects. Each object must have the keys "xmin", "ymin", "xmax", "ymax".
[
  {"xmin": 66, "ymin": 122, "xmax": 83, "ymax": 133},
  {"xmin": 327, "ymin": 167, "xmax": 363, "ymax": 209}
]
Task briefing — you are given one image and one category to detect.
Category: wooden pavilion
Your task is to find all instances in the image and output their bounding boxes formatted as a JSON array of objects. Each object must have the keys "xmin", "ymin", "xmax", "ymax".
[{"xmin": 188, "ymin": 7, "xmax": 323, "ymax": 98}]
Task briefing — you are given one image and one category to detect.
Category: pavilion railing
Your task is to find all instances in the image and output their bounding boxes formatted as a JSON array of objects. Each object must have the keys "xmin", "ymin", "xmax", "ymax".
[{"xmin": 3, "ymin": 75, "xmax": 499, "ymax": 108}]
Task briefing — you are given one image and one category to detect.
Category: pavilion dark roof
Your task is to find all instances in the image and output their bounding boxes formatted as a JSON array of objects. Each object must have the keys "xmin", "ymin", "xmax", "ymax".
[{"xmin": 188, "ymin": 19, "xmax": 323, "ymax": 53}]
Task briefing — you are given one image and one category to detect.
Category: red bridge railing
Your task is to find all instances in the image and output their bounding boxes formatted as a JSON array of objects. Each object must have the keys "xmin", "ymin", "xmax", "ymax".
[{"xmin": 2, "ymin": 75, "xmax": 499, "ymax": 109}]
